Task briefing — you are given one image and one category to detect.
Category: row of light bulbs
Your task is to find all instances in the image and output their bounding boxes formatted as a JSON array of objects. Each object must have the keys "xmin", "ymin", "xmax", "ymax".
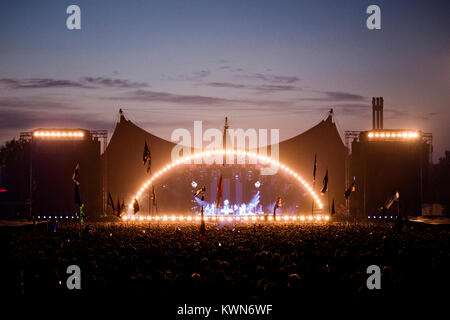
[
  {"xmin": 33, "ymin": 131, "xmax": 85, "ymax": 137},
  {"xmin": 130, "ymin": 149, "xmax": 324, "ymax": 211},
  {"xmin": 367, "ymin": 131, "xmax": 420, "ymax": 139},
  {"xmin": 122, "ymin": 215, "xmax": 330, "ymax": 222}
]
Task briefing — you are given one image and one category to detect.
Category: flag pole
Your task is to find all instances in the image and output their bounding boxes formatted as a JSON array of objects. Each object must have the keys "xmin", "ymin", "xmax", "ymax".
[
  {"xmin": 328, "ymin": 189, "xmax": 330, "ymax": 216},
  {"xmin": 311, "ymin": 153, "xmax": 317, "ymax": 217}
]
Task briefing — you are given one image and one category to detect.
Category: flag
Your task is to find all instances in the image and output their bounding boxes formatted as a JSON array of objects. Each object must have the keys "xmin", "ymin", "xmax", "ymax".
[
  {"xmin": 107, "ymin": 192, "xmax": 115, "ymax": 211},
  {"xmin": 133, "ymin": 198, "xmax": 140, "ymax": 214},
  {"xmin": 222, "ymin": 117, "xmax": 228, "ymax": 166},
  {"xmin": 72, "ymin": 163, "xmax": 80, "ymax": 185},
  {"xmin": 344, "ymin": 180, "xmax": 356, "ymax": 199},
  {"xmin": 121, "ymin": 200, "xmax": 125, "ymax": 213},
  {"xmin": 143, "ymin": 141, "xmax": 151, "ymax": 173},
  {"xmin": 321, "ymin": 169, "xmax": 328, "ymax": 194},
  {"xmin": 273, "ymin": 197, "xmax": 282, "ymax": 216},
  {"xmin": 313, "ymin": 153, "xmax": 317, "ymax": 182},
  {"xmin": 331, "ymin": 199, "xmax": 336, "ymax": 215},
  {"xmin": 151, "ymin": 185, "xmax": 157, "ymax": 207},
  {"xmin": 73, "ymin": 164, "xmax": 82, "ymax": 206},
  {"xmin": 115, "ymin": 199, "xmax": 121, "ymax": 217},
  {"xmin": 216, "ymin": 174, "xmax": 223, "ymax": 209}
]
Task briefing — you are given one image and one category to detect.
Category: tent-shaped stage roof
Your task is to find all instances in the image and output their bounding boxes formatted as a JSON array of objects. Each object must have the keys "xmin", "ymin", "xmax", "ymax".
[
  {"xmin": 102, "ymin": 113, "xmax": 347, "ymax": 212},
  {"xmin": 279, "ymin": 114, "xmax": 347, "ymax": 210}
]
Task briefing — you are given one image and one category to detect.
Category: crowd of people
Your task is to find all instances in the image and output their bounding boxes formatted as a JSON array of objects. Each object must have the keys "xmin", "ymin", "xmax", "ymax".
[{"xmin": 2, "ymin": 220, "xmax": 449, "ymax": 305}]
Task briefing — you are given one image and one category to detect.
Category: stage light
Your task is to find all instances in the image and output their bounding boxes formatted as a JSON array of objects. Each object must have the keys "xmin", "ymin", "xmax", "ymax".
[
  {"xmin": 219, "ymin": 216, "xmax": 225, "ymax": 222},
  {"xmin": 283, "ymin": 216, "xmax": 288, "ymax": 221},
  {"xmin": 300, "ymin": 216, "xmax": 305, "ymax": 221},
  {"xmin": 187, "ymin": 216, "xmax": 192, "ymax": 221},
  {"xmin": 244, "ymin": 216, "xmax": 249, "ymax": 221},
  {"xmin": 268, "ymin": 216, "xmax": 273, "ymax": 221},
  {"xmin": 252, "ymin": 216, "xmax": 257, "ymax": 221},
  {"xmin": 129, "ymin": 148, "xmax": 324, "ymax": 213},
  {"xmin": 131, "ymin": 216, "xmax": 136, "ymax": 221},
  {"xmin": 254, "ymin": 181, "xmax": 261, "ymax": 188},
  {"xmin": 163, "ymin": 216, "xmax": 168, "ymax": 221},
  {"xmin": 308, "ymin": 216, "xmax": 313, "ymax": 221},
  {"xmin": 195, "ymin": 216, "xmax": 201, "ymax": 221},
  {"xmin": 324, "ymin": 216, "xmax": 330, "ymax": 221},
  {"xmin": 33, "ymin": 130, "xmax": 85, "ymax": 139},
  {"xmin": 228, "ymin": 217, "xmax": 233, "ymax": 222}
]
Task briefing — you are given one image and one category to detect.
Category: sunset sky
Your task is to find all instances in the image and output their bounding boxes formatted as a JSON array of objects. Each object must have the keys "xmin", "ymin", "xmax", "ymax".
[{"xmin": 0, "ymin": 0, "xmax": 449, "ymax": 161}]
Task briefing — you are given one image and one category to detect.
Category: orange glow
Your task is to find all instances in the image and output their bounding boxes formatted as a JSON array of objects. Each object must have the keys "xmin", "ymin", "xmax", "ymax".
[
  {"xmin": 33, "ymin": 130, "xmax": 85, "ymax": 138},
  {"xmin": 129, "ymin": 149, "xmax": 324, "ymax": 213}
]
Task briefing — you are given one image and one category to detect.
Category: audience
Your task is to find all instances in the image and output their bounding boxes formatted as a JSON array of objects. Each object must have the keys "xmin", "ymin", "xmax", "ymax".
[{"xmin": 2, "ymin": 221, "xmax": 449, "ymax": 302}]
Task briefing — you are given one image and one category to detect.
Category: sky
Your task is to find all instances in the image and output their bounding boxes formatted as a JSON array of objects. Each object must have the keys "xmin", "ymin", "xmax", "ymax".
[{"xmin": 0, "ymin": 0, "xmax": 449, "ymax": 161}]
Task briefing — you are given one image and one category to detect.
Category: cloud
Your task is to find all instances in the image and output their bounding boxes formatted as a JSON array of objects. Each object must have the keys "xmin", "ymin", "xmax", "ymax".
[
  {"xmin": 205, "ymin": 82, "xmax": 297, "ymax": 93},
  {"xmin": 0, "ymin": 97, "xmax": 71, "ymax": 111},
  {"xmin": 164, "ymin": 70, "xmax": 212, "ymax": 81},
  {"xmin": 0, "ymin": 107, "xmax": 110, "ymax": 132},
  {"xmin": 112, "ymin": 89, "xmax": 239, "ymax": 105},
  {"xmin": 206, "ymin": 82, "xmax": 247, "ymax": 89},
  {"xmin": 80, "ymin": 77, "xmax": 148, "ymax": 88},
  {"xmin": 321, "ymin": 91, "xmax": 367, "ymax": 101},
  {"xmin": 0, "ymin": 77, "xmax": 149, "ymax": 90},
  {"xmin": 331, "ymin": 103, "xmax": 371, "ymax": 116},
  {"xmin": 298, "ymin": 91, "xmax": 368, "ymax": 102},
  {"xmin": 0, "ymin": 78, "xmax": 94, "ymax": 89},
  {"xmin": 219, "ymin": 65, "xmax": 245, "ymax": 72},
  {"xmin": 239, "ymin": 73, "xmax": 300, "ymax": 84}
]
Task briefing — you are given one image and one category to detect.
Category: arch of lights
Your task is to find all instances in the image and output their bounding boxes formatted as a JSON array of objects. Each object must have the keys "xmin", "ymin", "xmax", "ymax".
[{"xmin": 127, "ymin": 149, "xmax": 324, "ymax": 218}]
